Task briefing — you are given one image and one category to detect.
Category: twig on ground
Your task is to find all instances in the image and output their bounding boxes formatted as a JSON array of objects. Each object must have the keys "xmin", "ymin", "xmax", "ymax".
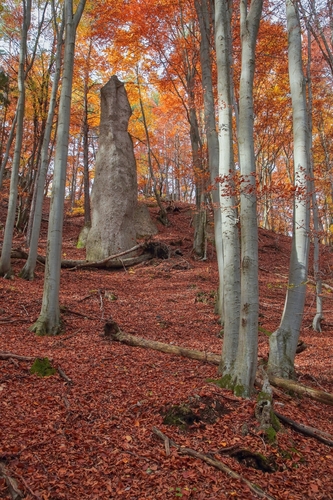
[
  {"xmin": 57, "ymin": 367, "xmax": 73, "ymax": 385},
  {"xmin": 152, "ymin": 427, "xmax": 276, "ymax": 500},
  {"xmin": 8, "ymin": 468, "xmax": 42, "ymax": 500},
  {"xmin": 52, "ymin": 330, "xmax": 84, "ymax": 344},
  {"xmin": 99, "ymin": 289, "xmax": 104, "ymax": 320}
]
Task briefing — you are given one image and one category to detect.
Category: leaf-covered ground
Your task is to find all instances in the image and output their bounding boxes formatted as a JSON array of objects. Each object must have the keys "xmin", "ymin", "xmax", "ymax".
[{"xmin": 1, "ymin": 201, "xmax": 333, "ymax": 499}]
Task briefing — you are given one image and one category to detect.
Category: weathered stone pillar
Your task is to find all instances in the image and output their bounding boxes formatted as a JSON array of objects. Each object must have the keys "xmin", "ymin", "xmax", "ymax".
[{"xmin": 86, "ymin": 76, "xmax": 138, "ymax": 261}]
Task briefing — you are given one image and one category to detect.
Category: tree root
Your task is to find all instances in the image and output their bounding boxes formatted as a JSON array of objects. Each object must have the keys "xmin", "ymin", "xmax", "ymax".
[{"xmin": 152, "ymin": 427, "xmax": 277, "ymax": 500}]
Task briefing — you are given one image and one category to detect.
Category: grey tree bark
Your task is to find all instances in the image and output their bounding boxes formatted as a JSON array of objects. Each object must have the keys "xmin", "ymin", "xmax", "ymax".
[
  {"xmin": 0, "ymin": 0, "xmax": 31, "ymax": 278},
  {"xmin": 82, "ymin": 44, "xmax": 92, "ymax": 228},
  {"xmin": 268, "ymin": 0, "xmax": 310, "ymax": 378},
  {"xmin": 215, "ymin": 0, "xmax": 241, "ymax": 375},
  {"xmin": 20, "ymin": 0, "xmax": 65, "ymax": 281},
  {"xmin": 215, "ymin": 0, "xmax": 262, "ymax": 397},
  {"xmin": 305, "ymin": 24, "xmax": 322, "ymax": 332},
  {"xmin": 194, "ymin": 0, "xmax": 223, "ymax": 313},
  {"xmin": 0, "ymin": 111, "xmax": 17, "ymax": 189},
  {"xmin": 85, "ymin": 75, "xmax": 138, "ymax": 261},
  {"xmin": 232, "ymin": 0, "xmax": 262, "ymax": 396},
  {"xmin": 31, "ymin": 0, "xmax": 86, "ymax": 335}
]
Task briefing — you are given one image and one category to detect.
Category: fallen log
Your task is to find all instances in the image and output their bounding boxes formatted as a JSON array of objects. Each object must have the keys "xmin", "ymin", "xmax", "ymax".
[
  {"xmin": 268, "ymin": 376, "xmax": 333, "ymax": 407},
  {"xmin": 109, "ymin": 329, "xmax": 333, "ymax": 406},
  {"xmin": 108, "ymin": 329, "xmax": 221, "ymax": 365},
  {"xmin": 274, "ymin": 411, "xmax": 333, "ymax": 447},
  {"xmin": 152, "ymin": 427, "xmax": 276, "ymax": 500},
  {"xmin": 0, "ymin": 352, "xmax": 35, "ymax": 361},
  {"xmin": 11, "ymin": 247, "xmax": 151, "ymax": 269}
]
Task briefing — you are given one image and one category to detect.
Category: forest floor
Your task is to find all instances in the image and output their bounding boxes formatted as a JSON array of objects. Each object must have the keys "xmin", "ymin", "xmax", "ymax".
[{"xmin": 0, "ymin": 199, "xmax": 333, "ymax": 500}]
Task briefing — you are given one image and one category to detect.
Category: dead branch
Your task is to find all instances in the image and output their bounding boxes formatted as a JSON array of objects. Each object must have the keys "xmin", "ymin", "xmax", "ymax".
[
  {"xmin": 0, "ymin": 319, "xmax": 28, "ymax": 324},
  {"xmin": 60, "ymin": 306, "xmax": 97, "ymax": 320},
  {"xmin": 108, "ymin": 329, "xmax": 221, "ymax": 365},
  {"xmin": 11, "ymin": 245, "xmax": 153, "ymax": 271},
  {"xmin": 108, "ymin": 329, "xmax": 333, "ymax": 407},
  {"xmin": 66, "ymin": 243, "xmax": 144, "ymax": 270},
  {"xmin": 268, "ymin": 376, "xmax": 333, "ymax": 406},
  {"xmin": 11, "ymin": 241, "xmax": 174, "ymax": 271},
  {"xmin": 274, "ymin": 411, "xmax": 333, "ymax": 446},
  {"xmin": 0, "ymin": 462, "xmax": 23, "ymax": 500},
  {"xmin": 152, "ymin": 427, "xmax": 276, "ymax": 500},
  {"xmin": 57, "ymin": 367, "xmax": 73, "ymax": 385},
  {"xmin": 0, "ymin": 352, "xmax": 35, "ymax": 361}
]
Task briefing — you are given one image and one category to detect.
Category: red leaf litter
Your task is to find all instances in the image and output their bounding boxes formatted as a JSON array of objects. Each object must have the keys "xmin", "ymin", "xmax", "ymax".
[{"xmin": 0, "ymin": 200, "xmax": 333, "ymax": 499}]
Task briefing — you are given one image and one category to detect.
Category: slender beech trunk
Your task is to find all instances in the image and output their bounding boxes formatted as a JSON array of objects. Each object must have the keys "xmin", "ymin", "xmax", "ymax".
[
  {"xmin": 0, "ymin": 111, "xmax": 17, "ymax": 189},
  {"xmin": 215, "ymin": 0, "xmax": 241, "ymax": 375},
  {"xmin": 31, "ymin": 0, "xmax": 86, "ymax": 335},
  {"xmin": 306, "ymin": 25, "xmax": 322, "ymax": 332},
  {"xmin": 82, "ymin": 53, "xmax": 91, "ymax": 228},
  {"xmin": 268, "ymin": 0, "xmax": 310, "ymax": 378},
  {"xmin": 215, "ymin": 0, "xmax": 262, "ymax": 397},
  {"xmin": 20, "ymin": 3, "xmax": 65, "ymax": 281},
  {"xmin": 0, "ymin": 0, "xmax": 31, "ymax": 277},
  {"xmin": 194, "ymin": 0, "xmax": 223, "ymax": 311},
  {"xmin": 137, "ymin": 70, "xmax": 168, "ymax": 226},
  {"xmin": 233, "ymin": 0, "xmax": 262, "ymax": 396}
]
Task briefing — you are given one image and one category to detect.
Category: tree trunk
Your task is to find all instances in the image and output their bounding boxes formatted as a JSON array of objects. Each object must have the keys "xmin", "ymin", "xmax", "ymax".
[
  {"xmin": 20, "ymin": 4, "xmax": 65, "ymax": 281},
  {"xmin": 0, "ymin": 0, "xmax": 31, "ymax": 278},
  {"xmin": 31, "ymin": 0, "xmax": 86, "ymax": 335},
  {"xmin": 108, "ymin": 329, "xmax": 333, "ymax": 407},
  {"xmin": 215, "ymin": 0, "xmax": 241, "ymax": 375},
  {"xmin": 306, "ymin": 25, "xmax": 322, "ymax": 332},
  {"xmin": 268, "ymin": 0, "xmax": 310, "ymax": 378},
  {"xmin": 83, "ymin": 55, "xmax": 91, "ymax": 228},
  {"xmin": 0, "ymin": 111, "xmax": 17, "ymax": 189},
  {"xmin": 233, "ymin": 0, "xmax": 262, "ymax": 397},
  {"xmin": 195, "ymin": 0, "xmax": 221, "ymax": 272},
  {"xmin": 136, "ymin": 70, "xmax": 169, "ymax": 226}
]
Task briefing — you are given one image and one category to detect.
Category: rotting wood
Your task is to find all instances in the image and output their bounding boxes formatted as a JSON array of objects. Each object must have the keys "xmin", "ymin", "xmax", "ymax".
[
  {"xmin": 0, "ymin": 462, "xmax": 23, "ymax": 500},
  {"xmin": 67, "ymin": 243, "xmax": 144, "ymax": 270},
  {"xmin": 274, "ymin": 411, "xmax": 333, "ymax": 446},
  {"xmin": 0, "ymin": 352, "xmax": 35, "ymax": 361},
  {"xmin": 11, "ymin": 241, "xmax": 173, "ymax": 271},
  {"xmin": 152, "ymin": 427, "xmax": 276, "ymax": 500},
  {"xmin": 11, "ymin": 246, "xmax": 151, "ymax": 269},
  {"xmin": 109, "ymin": 330, "xmax": 333, "ymax": 406},
  {"xmin": 269, "ymin": 375, "xmax": 333, "ymax": 407},
  {"xmin": 109, "ymin": 330, "xmax": 221, "ymax": 365}
]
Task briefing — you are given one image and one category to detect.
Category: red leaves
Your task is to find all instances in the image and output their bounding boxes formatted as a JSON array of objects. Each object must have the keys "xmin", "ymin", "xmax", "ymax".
[{"xmin": 0, "ymin": 202, "xmax": 333, "ymax": 499}]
